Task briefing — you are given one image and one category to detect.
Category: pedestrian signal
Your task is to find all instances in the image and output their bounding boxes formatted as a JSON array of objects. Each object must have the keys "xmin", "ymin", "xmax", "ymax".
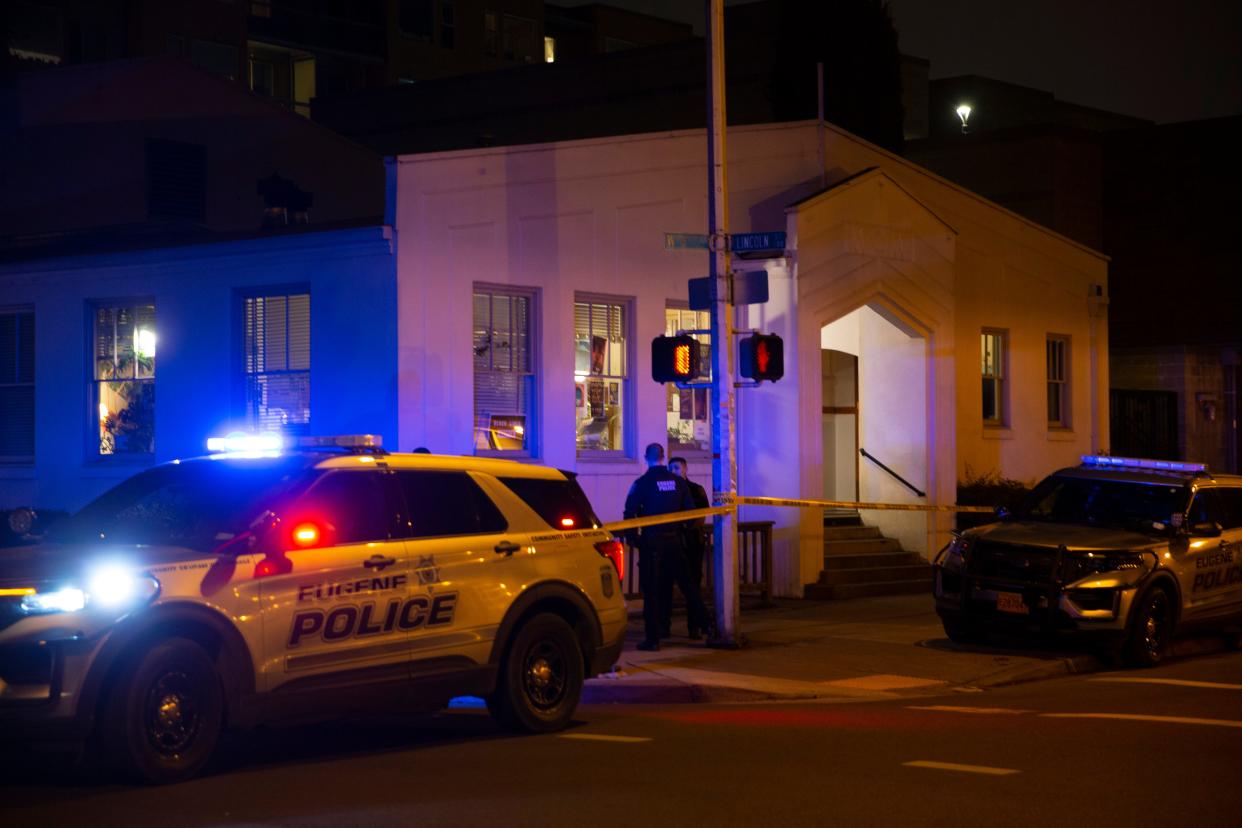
[
  {"xmin": 739, "ymin": 333, "xmax": 784, "ymax": 382},
  {"xmin": 651, "ymin": 335, "xmax": 701, "ymax": 383}
]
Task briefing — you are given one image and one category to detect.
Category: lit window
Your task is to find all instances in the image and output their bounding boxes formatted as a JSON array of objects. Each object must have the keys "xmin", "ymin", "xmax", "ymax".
[
  {"xmin": 664, "ymin": 307, "xmax": 711, "ymax": 454},
  {"xmin": 93, "ymin": 303, "xmax": 156, "ymax": 456},
  {"xmin": 243, "ymin": 292, "xmax": 310, "ymax": 434},
  {"xmin": 981, "ymin": 330, "xmax": 1006, "ymax": 426},
  {"xmin": 0, "ymin": 308, "xmax": 34, "ymax": 463},
  {"xmin": 544, "ymin": 36, "xmax": 555, "ymax": 63},
  {"xmin": 474, "ymin": 287, "xmax": 536, "ymax": 454},
  {"xmin": 575, "ymin": 298, "xmax": 629, "ymax": 455},
  {"xmin": 1047, "ymin": 336, "xmax": 1070, "ymax": 428}
]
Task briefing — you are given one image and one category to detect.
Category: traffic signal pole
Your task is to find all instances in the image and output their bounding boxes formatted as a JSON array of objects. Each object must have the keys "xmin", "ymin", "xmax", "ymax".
[{"xmin": 706, "ymin": 0, "xmax": 741, "ymax": 647}]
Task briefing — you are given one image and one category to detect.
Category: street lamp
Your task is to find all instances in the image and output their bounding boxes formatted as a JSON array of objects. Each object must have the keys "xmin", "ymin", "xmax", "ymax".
[{"xmin": 955, "ymin": 103, "xmax": 972, "ymax": 134}]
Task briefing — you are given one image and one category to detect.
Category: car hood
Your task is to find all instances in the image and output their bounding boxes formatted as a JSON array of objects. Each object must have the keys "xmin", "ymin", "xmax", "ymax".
[
  {"xmin": 969, "ymin": 521, "xmax": 1163, "ymax": 552},
  {"xmin": 0, "ymin": 542, "xmax": 212, "ymax": 585}
]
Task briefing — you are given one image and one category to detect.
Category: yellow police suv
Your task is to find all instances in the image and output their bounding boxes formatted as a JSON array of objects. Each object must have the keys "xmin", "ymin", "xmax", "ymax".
[
  {"xmin": 934, "ymin": 455, "xmax": 1242, "ymax": 666},
  {"xmin": 0, "ymin": 435, "xmax": 627, "ymax": 783}
]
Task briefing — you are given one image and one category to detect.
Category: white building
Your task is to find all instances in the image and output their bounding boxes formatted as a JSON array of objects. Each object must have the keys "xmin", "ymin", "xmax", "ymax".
[{"xmin": 391, "ymin": 120, "xmax": 1109, "ymax": 596}]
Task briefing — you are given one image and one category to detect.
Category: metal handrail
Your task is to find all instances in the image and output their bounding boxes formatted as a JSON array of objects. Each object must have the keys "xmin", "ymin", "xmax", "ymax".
[{"xmin": 859, "ymin": 447, "xmax": 926, "ymax": 498}]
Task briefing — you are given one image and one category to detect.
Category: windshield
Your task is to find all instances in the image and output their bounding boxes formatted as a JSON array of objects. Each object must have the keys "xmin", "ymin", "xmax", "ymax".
[
  {"xmin": 48, "ymin": 458, "xmax": 316, "ymax": 552},
  {"xmin": 1016, "ymin": 474, "xmax": 1189, "ymax": 534}
]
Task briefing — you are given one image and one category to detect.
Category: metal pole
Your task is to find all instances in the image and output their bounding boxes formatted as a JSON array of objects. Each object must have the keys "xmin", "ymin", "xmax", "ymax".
[{"xmin": 706, "ymin": 0, "xmax": 740, "ymax": 647}]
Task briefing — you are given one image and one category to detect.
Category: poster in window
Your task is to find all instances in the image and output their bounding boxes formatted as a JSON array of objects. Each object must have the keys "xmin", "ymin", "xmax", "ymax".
[
  {"xmin": 607, "ymin": 381, "xmax": 619, "ymax": 407},
  {"xmin": 590, "ymin": 335, "xmax": 607, "ymax": 374},
  {"xmin": 694, "ymin": 388, "xmax": 708, "ymax": 420},
  {"xmin": 489, "ymin": 414, "xmax": 526, "ymax": 451},
  {"xmin": 575, "ymin": 383, "xmax": 585, "ymax": 409},
  {"xmin": 587, "ymin": 378, "xmax": 605, "ymax": 419}
]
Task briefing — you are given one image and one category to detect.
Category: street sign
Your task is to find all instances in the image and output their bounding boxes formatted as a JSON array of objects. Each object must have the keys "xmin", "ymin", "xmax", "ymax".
[
  {"xmin": 729, "ymin": 231, "xmax": 786, "ymax": 253},
  {"xmin": 689, "ymin": 270, "xmax": 767, "ymax": 310},
  {"xmin": 665, "ymin": 232, "xmax": 711, "ymax": 250}
]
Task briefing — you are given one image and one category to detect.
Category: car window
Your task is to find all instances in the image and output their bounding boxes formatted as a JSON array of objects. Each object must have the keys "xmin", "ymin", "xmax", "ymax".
[
  {"xmin": 1214, "ymin": 488, "xmax": 1242, "ymax": 530},
  {"xmin": 1019, "ymin": 476, "xmax": 1187, "ymax": 533},
  {"xmin": 1187, "ymin": 488, "xmax": 1223, "ymax": 528},
  {"xmin": 498, "ymin": 475, "xmax": 601, "ymax": 530},
  {"xmin": 296, "ymin": 471, "xmax": 398, "ymax": 545},
  {"xmin": 394, "ymin": 471, "xmax": 507, "ymax": 538}
]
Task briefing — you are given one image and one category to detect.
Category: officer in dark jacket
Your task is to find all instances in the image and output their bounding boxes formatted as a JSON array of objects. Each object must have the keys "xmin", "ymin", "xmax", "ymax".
[
  {"xmin": 624, "ymin": 443, "xmax": 708, "ymax": 650},
  {"xmin": 669, "ymin": 456, "xmax": 711, "ymax": 638}
]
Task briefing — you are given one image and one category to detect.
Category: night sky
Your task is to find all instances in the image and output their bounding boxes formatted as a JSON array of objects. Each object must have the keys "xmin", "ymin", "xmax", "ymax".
[{"xmin": 557, "ymin": 0, "xmax": 1242, "ymax": 124}]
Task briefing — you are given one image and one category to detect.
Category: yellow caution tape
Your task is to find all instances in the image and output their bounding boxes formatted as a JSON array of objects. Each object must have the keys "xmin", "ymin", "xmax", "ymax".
[
  {"xmin": 721, "ymin": 494, "xmax": 995, "ymax": 513},
  {"xmin": 602, "ymin": 506, "xmax": 734, "ymax": 533}
]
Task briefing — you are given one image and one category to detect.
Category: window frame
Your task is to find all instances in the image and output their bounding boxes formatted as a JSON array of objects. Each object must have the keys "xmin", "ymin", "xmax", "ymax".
[
  {"xmin": 0, "ymin": 306, "xmax": 35, "ymax": 465},
  {"xmin": 663, "ymin": 302, "xmax": 712, "ymax": 458},
  {"xmin": 1046, "ymin": 334, "xmax": 1071, "ymax": 430},
  {"xmin": 234, "ymin": 285, "xmax": 312, "ymax": 436},
  {"xmin": 87, "ymin": 298, "xmax": 157, "ymax": 464},
  {"xmin": 574, "ymin": 293, "xmax": 634, "ymax": 460},
  {"xmin": 981, "ymin": 328, "xmax": 1008, "ymax": 427},
  {"xmin": 473, "ymin": 283, "xmax": 539, "ymax": 458}
]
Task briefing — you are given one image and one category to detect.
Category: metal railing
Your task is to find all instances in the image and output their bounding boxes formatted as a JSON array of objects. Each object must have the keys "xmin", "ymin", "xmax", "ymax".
[
  {"xmin": 859, "ymin": 447, "xmax": 925, "ymax": 498},
  {"xmin": 622, "ymin": 520, "xmax": 774, "ymax": 606}
]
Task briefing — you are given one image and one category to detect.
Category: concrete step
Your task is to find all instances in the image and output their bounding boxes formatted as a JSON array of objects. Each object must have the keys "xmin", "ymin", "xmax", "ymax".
[
  {"xmin": 822, "ymin": 525, "xmax": 883, "ymax": 541},
  {"xmin": 823, "ymin": 510, "xmax": 863, "ymax": 527},
  {"xmin": 822, "ymin": 550, "xmax": 927, "ymax": 569},
  {"xmin": 824, "ymin": 537, "xmax": 903, "ymax": 556},
  {"xmin": 804, "ymin": 578, "xmax": 932, "ymax": 600},
  {"xmin": 817, "ymin": 563, "xmax": 932, "ymax": 586}
]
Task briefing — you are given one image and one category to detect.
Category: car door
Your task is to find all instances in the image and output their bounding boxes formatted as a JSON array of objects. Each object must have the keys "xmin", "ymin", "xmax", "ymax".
[
  {"xmin": 1210, "ymin": 487, "xmax": 1242, "ymax": 612},
  {"xmin": 1180, "ymin": 487, "xmax": 1234, "ymax": 618},
  {"xmin": 392, "ymin": 469, "xmax": 528, "ymax": 670},
  {"xmin": 257, "ymin": 468, "xmax": 411, "ymax": 692}
]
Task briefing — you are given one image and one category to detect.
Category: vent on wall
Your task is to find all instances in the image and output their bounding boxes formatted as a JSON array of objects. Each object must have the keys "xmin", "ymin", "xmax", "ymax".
[{"xmin": 146, "ymin": 138, "xmax": 206, "ymax": 222}]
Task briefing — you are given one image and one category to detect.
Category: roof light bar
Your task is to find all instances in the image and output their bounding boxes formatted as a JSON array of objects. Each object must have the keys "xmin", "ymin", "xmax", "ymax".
[
  {"xmin": 207, "ymin": 432, "xmax": 285, "ymax": 454},
  {"xmin": 1080, "ymin": 455, "xmax": 1207, "ymax": 473},
  {"xmin": 296, "ymin": 434, "xmax": 383, "ymax": 449}
]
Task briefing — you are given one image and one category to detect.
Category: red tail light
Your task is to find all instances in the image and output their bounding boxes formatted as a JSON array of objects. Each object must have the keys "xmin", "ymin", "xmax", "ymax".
[
  {"xmin": 291, "ymin": 522, "xmax": 321, "ymax": 547},
  {"xmin": 594, "ymin": 539, "xmax": 624, "ymax": 583}
]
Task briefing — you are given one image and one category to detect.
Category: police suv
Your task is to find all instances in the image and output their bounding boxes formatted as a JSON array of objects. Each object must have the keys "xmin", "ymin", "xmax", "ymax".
[
  {"xmin": 0, "ymin": 435, "xmax": 627, "ymax": 783},
  {"xmin": 934, "ymin": 455, "xmax": 1242, "ymax": 666}
]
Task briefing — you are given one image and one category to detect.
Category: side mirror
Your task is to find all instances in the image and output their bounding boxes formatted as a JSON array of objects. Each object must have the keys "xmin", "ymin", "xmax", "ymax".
[{"xmin": 1190, "ymin": 521, "xmax": 1222, "ymax": 538}]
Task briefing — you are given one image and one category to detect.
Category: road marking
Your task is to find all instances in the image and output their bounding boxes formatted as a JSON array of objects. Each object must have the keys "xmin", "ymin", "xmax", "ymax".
[
  {"xmin": 908, "ymin": 705, "xmax": 1034, "ymax": 715},
  {"xmin": 903, "ymin": 760, "xmax": 1019, "ymax": 776},
  {"xmin": 1041, "ymin": 713, "xmax": 1242, "ymax": 729},
  {"xmin": 557, "ymin": 733, "xmax": 653, "ymax": 743},
  {"xmin": 1088, "ymin": 677, "xmax": 1242, "ymax": 691},
  {"xmin": 821, "ymin": 674, "xmax": 946, "ymax": 691}
]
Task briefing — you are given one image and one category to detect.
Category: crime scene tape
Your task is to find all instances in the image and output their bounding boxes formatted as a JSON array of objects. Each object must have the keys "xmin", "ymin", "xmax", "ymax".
[
  {"xmin": 602, "ymin": 506, "xmax": 733, "ymax": 534},
  {"xmin": 720, "ymin": 493, "xmax": 995, "ymax": 513}
]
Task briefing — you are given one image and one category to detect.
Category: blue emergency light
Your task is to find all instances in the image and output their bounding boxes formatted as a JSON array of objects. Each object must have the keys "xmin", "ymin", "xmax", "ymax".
[
  {"xmin": 206, "ymin": 432, "xmax": 285, "ymax": 455},
  {"xmin": 1080, "ymin": 455, "xmax": 1206, "ymax": 473}
]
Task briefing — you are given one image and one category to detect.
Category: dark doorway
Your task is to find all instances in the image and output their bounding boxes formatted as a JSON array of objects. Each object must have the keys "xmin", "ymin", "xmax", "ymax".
[{"xmin": 1110, "ymin": 389, "xmax": 1179, "ymax": 459}]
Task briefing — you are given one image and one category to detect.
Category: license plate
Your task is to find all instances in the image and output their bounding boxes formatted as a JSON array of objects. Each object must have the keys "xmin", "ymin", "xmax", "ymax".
[{"xmin": 996, "ymin": 591, "xmax": 1027, "ymax": 614}]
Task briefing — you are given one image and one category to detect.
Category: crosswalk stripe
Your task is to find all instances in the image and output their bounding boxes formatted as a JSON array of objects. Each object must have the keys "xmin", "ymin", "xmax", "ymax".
[
  {"xmin": 903, "ymin": 760, "xmax": 1020, "ymax": 776},
  {"xmin": 908, "ymin": 705, "xmax": 1034, "ymax": 715},
  {"xmin": 557, "ymin": 733, "xmax": 653, "ymax": 743},
  {"xmin": 1087, "ymin": 677, "xmax": 1242, "ymax": 691},
  {"xmin": 1041, "ymin": 712, "xmax": 1242, "ymax": 729}
]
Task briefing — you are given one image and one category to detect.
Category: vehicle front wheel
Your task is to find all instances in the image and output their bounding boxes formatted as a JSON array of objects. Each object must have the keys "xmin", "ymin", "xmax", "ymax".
[
  {"xmin": 488, "ymin": 613, "xmax": 584, "ymax": 733},
  {"xmin": 100, "ymin": 637, "xmax": 224, "ymax": 784},
  {"xmin": 1124, "ymin": 587, "xmax": 1173, "ymax": 668}
]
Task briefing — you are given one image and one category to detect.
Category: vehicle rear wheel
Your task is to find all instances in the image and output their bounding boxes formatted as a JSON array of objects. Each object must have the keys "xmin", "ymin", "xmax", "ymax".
[
  {"xmin": 1124, "ymin": 587, "xmax": 1173, "ymax": 668},
  {"xmin": 488, "ymin": 613, "xmax": 583, "ymax": 733},
  {"xmin": 100, "ymin": 637, "xmax": 224, "ymax": 784}
]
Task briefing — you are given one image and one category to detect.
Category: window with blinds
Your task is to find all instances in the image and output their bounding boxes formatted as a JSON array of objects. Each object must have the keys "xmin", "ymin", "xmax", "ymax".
[
  {"xmin": 574, "ymin": 298, "xmax": 628, "ymax": 454},
  {"xmin": 94, "ymin": 303, "xmax": 156, "ymax": 455},
  {"xmin": 243, "ymin": 293, "xmax": 310, "ymax": 434},
  {"xmin": 665, "ymin": 306, "xmax": 711, "ymax": 454},
  {"xmin": 0, "ymin": 308, "xmax": 34, "ymax": 463},
  {"xmin": 1047, "ymin": 336, "xmax": 1070, "ymax": 428},
  {"xmin": 473, "ymin": 287, "xmax": 535, "ymax": 453},
  {"xmin": 981, "ymin": 329, "xmax": 1006, "ymax": 426}
]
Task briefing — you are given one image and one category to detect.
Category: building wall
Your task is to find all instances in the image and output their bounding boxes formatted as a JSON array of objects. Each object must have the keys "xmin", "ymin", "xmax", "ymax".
[{"xmin": 0, "ymin": 227, "xmax": 397, "ymax": 512}]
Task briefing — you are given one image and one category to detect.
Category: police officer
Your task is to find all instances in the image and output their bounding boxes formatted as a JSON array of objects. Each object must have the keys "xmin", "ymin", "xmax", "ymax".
[
  {"xmin": 668, "ymin": 456, "xmax": 711, "ymax": 638},
  {"xmin": 624, "ymin": 443, "xmax": 707, "ymax": 651}
]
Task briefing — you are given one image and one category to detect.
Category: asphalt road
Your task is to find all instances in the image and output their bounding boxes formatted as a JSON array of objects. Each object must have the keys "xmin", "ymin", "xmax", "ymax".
[{"xmin": 4, "ymin": 650, "xmax": 1241, "ymax": 827}]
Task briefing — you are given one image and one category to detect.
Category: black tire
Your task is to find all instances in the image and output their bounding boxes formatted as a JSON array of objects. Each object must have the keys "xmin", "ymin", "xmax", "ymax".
[
  {"xmin": 942, "ymin": 616, "xmax": 986, "ymax": 644},
  {"xmin": 1124, "ymin": 587, "xmax": 1173, "ymax": 668},
  {"xmin": 99, "ymin": 637, "xmax": 224, "ymax": 784},
  {"xmin": 488, "ymin": 613, "xmax": 584, "ymax": 733}
]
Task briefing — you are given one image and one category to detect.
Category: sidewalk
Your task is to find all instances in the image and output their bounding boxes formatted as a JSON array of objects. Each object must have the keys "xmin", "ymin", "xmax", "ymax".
[{"xmin": 582, "ymin": 594, "xmax": 1230, "ymax": 705}]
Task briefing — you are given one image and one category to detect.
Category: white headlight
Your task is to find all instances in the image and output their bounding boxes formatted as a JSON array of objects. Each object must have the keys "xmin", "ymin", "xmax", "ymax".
[
  {"xmin": 89, "ymin": 565, "xmax": 140, "ymax": 609},
  {"xmin": 21, "ymin": 588, "xmax": 87, "ymax": 614}
]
